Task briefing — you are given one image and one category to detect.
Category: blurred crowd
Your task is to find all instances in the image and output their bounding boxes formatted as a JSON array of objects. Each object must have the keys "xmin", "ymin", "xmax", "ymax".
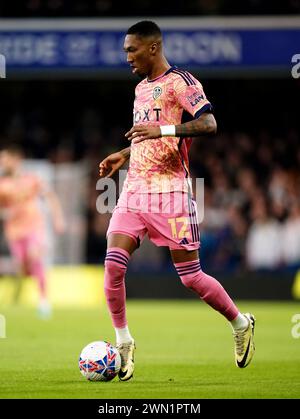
[
  {"xmin": 0, "ymin": 0, "xmax": 299, "ymax": 17},
  {"xmin": 1, "ymin": 78, "xmax": 299, "ymax": 273},
  {"xmin": 190, "ymin": 130, "xmax": 300, "ymax": 272}
]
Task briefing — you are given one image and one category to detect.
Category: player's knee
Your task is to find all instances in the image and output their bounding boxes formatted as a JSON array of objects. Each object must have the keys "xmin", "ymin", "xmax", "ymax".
[
  {"xmin": 104, "ymin": 249, "xmax": 129, "ymax": 288},
  {"xmin": 174, "ymin": 260, "xmax": 203, "ymax": 289},
  {"xmin": 104, "ymin": 257, "xmax": 127, "ymax": 275}
]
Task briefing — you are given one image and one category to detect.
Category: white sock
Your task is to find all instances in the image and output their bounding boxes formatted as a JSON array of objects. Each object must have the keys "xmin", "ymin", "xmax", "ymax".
[
  {"xmin": 230, "ymin": 313, "xmax": 249, "ymax": 331},
  {"xmin": 115, "ymin": 326, "xmax": 134, "ymax": 344}
]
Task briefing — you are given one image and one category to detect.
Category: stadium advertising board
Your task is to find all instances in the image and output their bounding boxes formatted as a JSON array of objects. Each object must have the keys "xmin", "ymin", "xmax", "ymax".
[{"xmin": 0, "ymin": 17, "xmax": 299, "ymax": 76}]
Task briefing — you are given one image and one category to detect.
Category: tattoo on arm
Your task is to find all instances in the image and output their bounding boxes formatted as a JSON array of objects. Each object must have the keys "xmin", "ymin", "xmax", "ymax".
[
  {"xmin": 120, "ymin": 147, "xmax": 131, "ymax": 160},
  {"xmin": 175, "ymin": 113, "xmax": 217, "ymax": 137}
]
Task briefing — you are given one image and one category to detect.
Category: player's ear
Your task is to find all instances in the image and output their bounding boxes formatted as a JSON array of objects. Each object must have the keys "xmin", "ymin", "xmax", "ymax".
[{"xmin": 149, "ymin": 42, "xmax": 158, "ymax": 55}]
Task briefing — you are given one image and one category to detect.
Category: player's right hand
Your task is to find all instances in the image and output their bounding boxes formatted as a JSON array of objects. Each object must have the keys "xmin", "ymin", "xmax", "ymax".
[{"xmin": 99, "ymin": 152, "xmax": 127, "ymax": 178}]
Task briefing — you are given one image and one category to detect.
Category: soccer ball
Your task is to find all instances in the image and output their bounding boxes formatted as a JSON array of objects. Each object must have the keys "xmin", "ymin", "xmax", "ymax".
[{"xmin": 79, "ymin": 341, "xmax": 121, "ymax": 381}]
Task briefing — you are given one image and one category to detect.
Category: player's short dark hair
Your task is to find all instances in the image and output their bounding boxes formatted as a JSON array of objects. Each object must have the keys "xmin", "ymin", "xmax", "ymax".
[{"xmin": 127, "ymin": 21, "xmax": 162, "ymax": 39}]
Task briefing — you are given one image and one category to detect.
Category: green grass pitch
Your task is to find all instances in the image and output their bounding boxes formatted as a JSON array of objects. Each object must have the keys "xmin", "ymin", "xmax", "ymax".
[{"xmin": 0, "ymin": 300, "xmax": 300, "ymax": 399}]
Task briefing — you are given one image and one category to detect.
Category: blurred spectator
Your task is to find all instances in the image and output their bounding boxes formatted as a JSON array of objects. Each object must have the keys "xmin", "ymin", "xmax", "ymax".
[
  {"xmin": 246, "ymin": 198, "xmax": 282, "ymax": 270},
  {"xmin": 86, "ymin": 213, "xmax": 111, "ymax": 263},
  {"xmin": 216, "ymin": 205, "xmax": 248, "ymax": 271},
  {"xmin": 281, "ymin": 202, "xmax": 300, "ymax": 268}
]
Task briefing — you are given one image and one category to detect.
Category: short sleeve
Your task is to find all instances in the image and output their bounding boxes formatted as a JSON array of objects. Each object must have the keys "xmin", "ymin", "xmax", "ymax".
[{"xmin": 173, "ymin": 71, "xmax": 213, "ymax": 119}]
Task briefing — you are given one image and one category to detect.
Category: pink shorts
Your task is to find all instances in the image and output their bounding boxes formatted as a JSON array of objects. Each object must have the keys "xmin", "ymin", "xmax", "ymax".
[
  {"xmin": 107, "ymin": 190, "xmax": 200, "ymax": 251},
  {"xmin": 9, "ymin": 233, "xmax": 45, "ymax": 264}
]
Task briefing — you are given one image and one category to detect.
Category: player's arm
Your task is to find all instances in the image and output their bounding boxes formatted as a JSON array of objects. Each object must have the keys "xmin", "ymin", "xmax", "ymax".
[
  {"xmin": 125, "ymin": 112, "xmax": 216, "ymax": 142},
  {"xmin": 99, "ymin": 147, "xmax": 130, "ymax": 178},
  {"xmin": 175, "ymin": 112, "xmax": 217, "ymax": 137}
]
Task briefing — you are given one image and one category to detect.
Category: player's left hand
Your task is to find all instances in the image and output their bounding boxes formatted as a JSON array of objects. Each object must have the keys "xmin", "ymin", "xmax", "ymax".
[{"xmin": 125, "ymin": 125, "xmax": 161, "ymax": 143}]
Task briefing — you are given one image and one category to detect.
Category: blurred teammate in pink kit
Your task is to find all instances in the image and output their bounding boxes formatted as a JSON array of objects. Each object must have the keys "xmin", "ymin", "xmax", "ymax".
[
  {"xmin": 99, "ymin": 21, "xmax": 255, "ymax": 380},
  {"xmin": 0, "ymin": 144, "xmax": 65, "ymax": 318}
]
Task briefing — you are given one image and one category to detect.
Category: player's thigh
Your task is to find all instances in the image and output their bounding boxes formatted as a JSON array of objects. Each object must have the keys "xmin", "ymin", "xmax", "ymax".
[
  {"xmin": 9, "ymin": 240, "xmax": 24, "ymax": 261},
  {"xmin": 107, "ymin": 233, "xmax": 138, "ymax": 255},
  {"xmin": 8, "ymin": 239, "xmax": 26, "ymax": 270},
  {"xmin": 107, "ymin": 206, "xmax": 147, "ymax": 255},
  {"xmin": 170, "ymin": 248, "xmax": 199, "ymax": 264},
  {"xmin": 25, "ymin": 234, "xmax": 45, "ymax": 263}
]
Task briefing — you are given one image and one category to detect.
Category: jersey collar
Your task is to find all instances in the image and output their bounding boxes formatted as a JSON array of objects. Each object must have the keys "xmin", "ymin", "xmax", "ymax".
[{"xmin": 147, "ymin": 65, "xmax": 176, "ymax": 83}]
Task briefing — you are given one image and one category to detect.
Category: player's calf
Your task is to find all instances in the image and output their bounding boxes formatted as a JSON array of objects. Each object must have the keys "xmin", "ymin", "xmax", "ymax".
[
  {"xmin": 104, "ymin": 247, "xmax": 130, "ymax": 328},
  {"xmin": 174, "ymin": 260, "xmax": 239, "ymax": 320}
]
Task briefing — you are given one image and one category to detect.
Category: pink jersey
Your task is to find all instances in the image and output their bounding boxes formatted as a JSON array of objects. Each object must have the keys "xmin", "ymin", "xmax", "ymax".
[
  {"xmin": 123, "ymin": 66, "xmax": 212, "ymax": 193},
  {"xmin": 0, "ymin": 174, "xmax": 45, "ymax": 241}
]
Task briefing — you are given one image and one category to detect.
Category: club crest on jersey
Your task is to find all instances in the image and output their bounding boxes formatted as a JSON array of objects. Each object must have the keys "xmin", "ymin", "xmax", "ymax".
[{"xmin": 153, "ymin": 86, "xmax": 162, "ymax": 100}]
